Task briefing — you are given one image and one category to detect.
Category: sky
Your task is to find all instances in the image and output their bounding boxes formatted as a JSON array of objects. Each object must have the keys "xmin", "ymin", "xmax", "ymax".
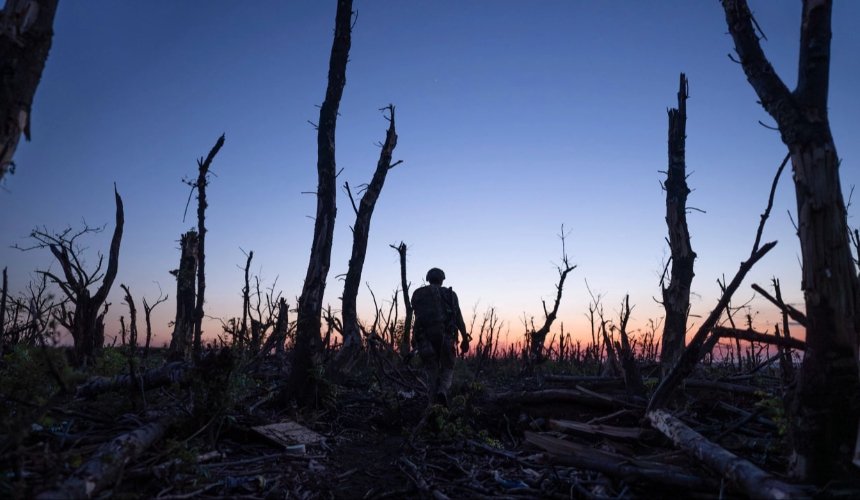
[{"xmin": 2, "ymin": 1, "xmax": 859, "ymax": 348}]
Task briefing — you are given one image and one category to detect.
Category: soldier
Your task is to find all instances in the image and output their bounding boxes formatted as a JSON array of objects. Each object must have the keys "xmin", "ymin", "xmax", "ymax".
[{"xmin": 410, "ymin": 267, "xmax": 470, "ymax": 406}]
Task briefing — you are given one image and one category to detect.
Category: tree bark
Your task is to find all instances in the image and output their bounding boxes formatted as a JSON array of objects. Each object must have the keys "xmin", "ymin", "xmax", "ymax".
[
  {"xmin": 169, "ymin": 230, "xmax": 197, "ymax": 359},
  {"xmin": 288, "ymin": 0, "xmax": 352, "ymax": 404},
  {"xmin": 192, "ymin": 134, "xmax": 225, "ymax": 360},
  {"xmin": 0, "ymin": 0, "xmax": 59, "ymax": 182},
  {"xmin": 340, "ymin": 105, "xmax": 400, "ymax": 359},
  {"xmin": 721, "ymin": 0, "xmax": 860, "ymax": 481},
  {"xmin": 660, "ymin": 73, "xmax": 696, "ymax": 377},
  {"xmin": 648, "ymin": 409, "xmax": 809, "ymax": 498}
]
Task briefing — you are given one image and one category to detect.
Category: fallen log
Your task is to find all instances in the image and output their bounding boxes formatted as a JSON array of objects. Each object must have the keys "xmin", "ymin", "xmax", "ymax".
[
  {"xmin": 684, "ymin": 378, "xmax": 768, "ymax": 396},
  {"xmin": 713, "ymin": 326, "xmax": 806, "ymax": 351},
  {"xmin": 491, "ymin": 389, "xmax": 634, "ymax": 410},
  {"xmin": 647, "ymin": 409, "xmax": 810, "ymax": 498},
  {"xmin": 548, "ymin": 418, "xmax": 645, "ymax": 440},
  {"xmin": 524, "ymin": 431, "xmax": 717, "ymax": 491},
  {"xmin": 37, "ymin": 415, "xmax": 173, "ymax": 499},
  {"xmin": 76, "ymin": 361, "xmax": 190, "ymax": 399}
]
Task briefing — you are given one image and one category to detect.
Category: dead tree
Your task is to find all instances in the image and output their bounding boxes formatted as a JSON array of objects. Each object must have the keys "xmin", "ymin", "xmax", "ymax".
[
  {"xmin": 120, "ymin": 284, "xmax": 138, "ymax": 351},
  {"xmin": 721, "ymin": 0, "xmax": 860, "ymax": 481},
  {"xmin": 0, "ymin": 0, "xmax": 59, "ymax": 182},
  {"xmin": 660, "ymin": 73, "xmax": 696, "ymax": 378},
  {"xmin": 240, "ymin": 250, "xmax": 253, "ymax": 349},
  {"xmin": 615, "ymin": 294, "xmax": 645, "ymax": 398},
  {"xmin": 25, "ymin": 187, "xmax": 124, "ymax": 366},
  {"xmin": 647, "ymin": 156, "xmax": 786, "ymax": 411},
  {"xmin": 288, "ymin": 0, "xmax": 352, "ymax": 403},
  {"xmin": 391, "ymin": 241, "xmax": 413, "ymax": 356},
  {"xmin": 169, "ymin": 230, "xmax": 198, "ymax": 359},
  {"xmin": 184, "ymin": 134, "xmax": 225, "ymax": 360},
  {"xmin": 529, "ymin": 226, "xmax": 576, "ymax": 366},
  {"xmin": 141, "ymin": 289, "xmax": 166, "ymax": 361},
  {"xmin": 340, "ymin": 105, "xmax": 402, "ymax": 360}
]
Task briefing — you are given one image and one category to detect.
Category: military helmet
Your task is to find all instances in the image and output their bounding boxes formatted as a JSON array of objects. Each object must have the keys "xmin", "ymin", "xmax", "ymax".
[{"xmin": 426, "ymin": 267, "xmax": 446, "ymax": 283}]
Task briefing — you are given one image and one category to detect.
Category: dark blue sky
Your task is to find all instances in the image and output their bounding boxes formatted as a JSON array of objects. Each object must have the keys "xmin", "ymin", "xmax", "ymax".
[{"xmin": 2, "ymin": 1, "xmax": 859, "ymax": 345}]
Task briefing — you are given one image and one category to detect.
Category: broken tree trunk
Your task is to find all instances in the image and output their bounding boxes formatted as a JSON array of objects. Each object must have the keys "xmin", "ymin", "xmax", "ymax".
[
  {"xmin": 392, "ymin": 242, "xmax": 413, "ymax": 356},
  {"xmin": 288, "ymin": 0, "xmax": 352, "ymax": 404},
  {"xmin": 339, "ymin": 105, "xmax": 401, "ymax": 360},
  {"xmin": 75, "ymin": 361, "xmax": 189, "ymax": 399},
  {"xmin": 191, "ymin": 134, "xmax": 225, "ymax": 360},
  {"xmin": 660, "ymin": 73, "xmax": 696, "ymax": 378},
  {"xmin": 36, "ymin": 415, "xmax": 173, "ymax": 499},
  {"xmin": 0, "ymin": 0, "xmax": 60, "ymax": 182},
  {"xmin": 648, "ymin": 409, "xmax": 809, "ymax": 498},
  {"xmin": 169, "ymin": 230, "xmax": 198, "ymax": 359},
  {"xmin": 721, "ymin": 0, "xmax": 860, "ymax": 481}
]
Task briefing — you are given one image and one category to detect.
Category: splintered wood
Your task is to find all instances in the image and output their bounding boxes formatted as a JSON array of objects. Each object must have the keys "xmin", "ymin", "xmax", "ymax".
[{"xmin": 252, "ymin": 420, "xmax": 324, "ymax": 448}]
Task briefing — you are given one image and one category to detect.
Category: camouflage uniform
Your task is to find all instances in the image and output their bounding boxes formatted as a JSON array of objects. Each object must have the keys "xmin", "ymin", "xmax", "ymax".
[{"xmin": 411, "ymin": 284, "xmax": 467, "ymax": 404}]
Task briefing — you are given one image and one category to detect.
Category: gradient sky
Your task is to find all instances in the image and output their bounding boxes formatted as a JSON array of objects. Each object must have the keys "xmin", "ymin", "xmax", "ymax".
[{"xmin": 2, "ymin": 1, "xmax": 859, "ymax": 347}]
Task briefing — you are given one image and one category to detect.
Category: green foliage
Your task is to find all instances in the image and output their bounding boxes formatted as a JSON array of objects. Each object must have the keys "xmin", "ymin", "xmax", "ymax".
[
  {"xmin": 755, "ymin": 390, "xmax": 789, "ymax": 436},
  {"xmin": 0, "ymin": 345, "xmax": 71, "ymax": 410},
  {"xmin": 93, "ymin": 347, "xmax": 129, "ymax": 377}
]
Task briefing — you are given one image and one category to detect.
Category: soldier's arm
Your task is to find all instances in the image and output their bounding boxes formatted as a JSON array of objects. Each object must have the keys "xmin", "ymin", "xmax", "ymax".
[{"xmin": 451, "ymin": 292, "xmax": 469, "ymax": 340}]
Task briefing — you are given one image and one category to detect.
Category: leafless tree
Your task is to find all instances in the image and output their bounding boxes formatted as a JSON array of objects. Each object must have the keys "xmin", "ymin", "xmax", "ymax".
[
  {"xmin": 528, "ymin": 226, "xmax": 576, "ymax": 366},
  {"xmin": 340, "ymin": 105, "xmax": 402, "ymax": 361},
  {"xmin": 288, "ymin": 0, "xmax": 352, "ymax": 404},
  {"xmin": 19, "ymin": 187, "xmax": 123, "ymax": 365},
  {"xmin": 720, "ymin": 0, "xmax": 859, "ymax": 481},
  {"xmin": 659, "ymin": 73, "xmax": 696, "ymax": 377},
  {"xmin": 183, "ymin": 134, "xmax": 225, "ymax": 360},
  {"xmin": 0, "ymin": 0, "xmax": 59, "ymax": 182},
  {"xmin": 141, "ymin": 287, "xmax": 167, "ymax": 360}
]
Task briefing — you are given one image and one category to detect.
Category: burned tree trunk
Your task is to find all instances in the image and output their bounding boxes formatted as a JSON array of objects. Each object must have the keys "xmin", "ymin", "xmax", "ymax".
[
  {"xmin": 660, "ymin": 73, "xmax": 696, "ymax": 378},
  {"xmin": 141, "ymin": 291, "xmax": 166, "ymax": 361},
  {"xmin": 722, "ymin": 0, "xmax": 860, "ymax": 482},
  {"xmin": 287, "ymin": 0, "xmax": 352, "ymax": 403},
  {"xmin": 0, "ymin": 0, "xmax": 59, "ymax": 182},
  {"xmin": 391, "ymin": 242, "xmax": 413, "ymax": 356},
  {"xmin": 190, "ymin": 134, "xmax": 225, "ymax": 360},
  {"xmin": 340, "ymin": 105, "xmax": 401, "ymax": 359},
  {"xmin": 169, "ymin": 230, "xmax": 198, "ymax": 359}
]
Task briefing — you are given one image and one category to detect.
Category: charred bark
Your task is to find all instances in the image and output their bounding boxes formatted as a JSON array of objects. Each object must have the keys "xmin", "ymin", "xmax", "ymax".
[
  {"xmin": 190, "ymin": 134, "xmax": 225, "ymax": 360},
  {"xmin": 722, "ymin": 0, "xmax": 860, "ymax": 481},
  {"xmin": 660, "ymin": 73, "xmax": 696, "ymax": 377},
  {"xmin": 287, "ymin": 0, "xmax": 352, "ymax": 404},
  {"xmin": 169, "ymin": 230, "xmax": 198, "ymax": 359},
  {"xmin": 0, "ymin": 0, "xmax": 59, "ymax": 182},
  {"xmin": 340, "ymin": 105, "xmax": 401, "ymax": 359}
]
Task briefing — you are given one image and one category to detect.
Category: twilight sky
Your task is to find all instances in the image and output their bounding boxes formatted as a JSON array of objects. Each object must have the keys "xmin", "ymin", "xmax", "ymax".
[{"xmin": 2, "ymin": 1, "xmax": 859, "ymax": 347}]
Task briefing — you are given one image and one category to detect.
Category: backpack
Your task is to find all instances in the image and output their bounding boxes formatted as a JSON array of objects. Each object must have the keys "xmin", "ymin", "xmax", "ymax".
[{"xmin": 412, "ymin": 285, "xmax": 456, "ymax": 336}]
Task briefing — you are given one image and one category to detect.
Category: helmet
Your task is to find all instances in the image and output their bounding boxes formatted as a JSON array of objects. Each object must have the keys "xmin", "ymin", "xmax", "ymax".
[{"xmin": 426, "ymin": 267, "xmax": 446, "ymax": 284}]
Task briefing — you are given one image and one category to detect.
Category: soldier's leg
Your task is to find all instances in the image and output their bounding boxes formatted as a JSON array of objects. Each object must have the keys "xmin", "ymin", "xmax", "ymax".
[{"xmin": 435, "ymin": 335, "xmax": 457, "ymax": 405}]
